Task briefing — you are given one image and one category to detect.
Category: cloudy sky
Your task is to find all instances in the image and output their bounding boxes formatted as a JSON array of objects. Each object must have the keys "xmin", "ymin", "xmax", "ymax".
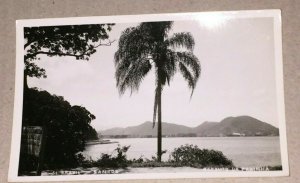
[{"xmin": 28, "ymin": 16, "xmax": 279, "ymax": 130}]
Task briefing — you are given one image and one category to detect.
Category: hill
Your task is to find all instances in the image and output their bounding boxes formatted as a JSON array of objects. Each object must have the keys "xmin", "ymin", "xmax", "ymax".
[
  {"xmin": 100, "ymin": 121, "xmax": 194, "ymax": 137},
  {"xmin": 194, "ymin": 116, "xmax": 279, "ymax": 137},
  {"xmin": 99, "ymin": 116, "xmax": 279, "ymax": 138}
]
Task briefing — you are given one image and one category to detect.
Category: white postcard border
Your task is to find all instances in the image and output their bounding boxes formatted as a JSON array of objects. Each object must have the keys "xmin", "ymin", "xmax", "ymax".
[{"xmin": 9, "ymin": 9, "xmax": 289, "ymax": 182}]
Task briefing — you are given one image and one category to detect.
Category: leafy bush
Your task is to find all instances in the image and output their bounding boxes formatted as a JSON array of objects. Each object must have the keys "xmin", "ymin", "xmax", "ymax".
[
  {"xmin": 169, "ymin": 144, "xmax": 234, "ymax": 168},
  {"xmin": 130, "ymin": 161, "xmax": 178, "ymax": 168},
  {"xmin": 268, "ymin": 165, "xmax": 282, "ymax": 171},
  {"xmin": 129, "ymin": 145, "xmax": 233, "ymax": 168},
  {"xmin": 40, "ymin": 144, "xmax": 234, "ymax": 171},
  {"xmin": 94, "ymin": 145, "xmax": 130, "ymax": 169}
]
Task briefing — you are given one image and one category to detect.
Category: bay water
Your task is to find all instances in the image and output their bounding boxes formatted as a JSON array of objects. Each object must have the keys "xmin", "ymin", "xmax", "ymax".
[{"xmin": 81, "ymin": 136, "xmax": 281, "ymax": 167}]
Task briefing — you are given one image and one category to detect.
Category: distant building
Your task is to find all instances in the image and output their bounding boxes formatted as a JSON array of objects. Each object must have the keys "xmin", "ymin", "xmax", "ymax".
[{"xmin": 231, "ymin": 132, "xmax": 246, "ymax": 137}]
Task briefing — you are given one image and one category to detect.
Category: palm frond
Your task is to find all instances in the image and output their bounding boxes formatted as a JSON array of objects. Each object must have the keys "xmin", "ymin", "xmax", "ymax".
[
  {"xmin": 174, "ymin": 51, "xmax": 201, "ymax": 81},
  {"xmin": 116, "ymin": 58, "xmax": 152, "ymax": 94},
  {"xmin": 178, "ymin": 62, "xmax": 196, "ymax": 97},
  {"xmin": 167, "ymin": 32, "xmax": 195, "ymax": 51},
  {"xmin": 114, "ymin": 25, "xmax": 155, "ymax": 95},
  {"xmin": 163, "ymin": 50, "xmax": 178, "ymax": 85},
  {"xmin": 140, "ymin": 21, "xmax": 173, "ymax": 39},
  {"xmin": 115, "ymin": 27, "xmax": 152, "ymax": 66}
]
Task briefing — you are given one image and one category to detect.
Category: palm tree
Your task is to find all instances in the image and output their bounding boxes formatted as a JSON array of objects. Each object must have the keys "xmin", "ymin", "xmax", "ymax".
[{"xmin": 114, "ymin": 21, "xmax": 201, "ymax": 162}]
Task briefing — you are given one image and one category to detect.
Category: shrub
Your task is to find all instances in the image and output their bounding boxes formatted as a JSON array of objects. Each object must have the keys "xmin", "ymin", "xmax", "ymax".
[
  {"xmin": 268, "ymin": 165, "xmax": 282, "ymax": 171},
  {"xmin": 95, "ymin": 145, "xmax": 130, "ymax": 169},
  {"xmin": 73, "ymin": 145, "xmax": 234, "ymax": 170},
  {"xmin": 169, "ymin": 144, "xmax": 234, "ymax": 168}
]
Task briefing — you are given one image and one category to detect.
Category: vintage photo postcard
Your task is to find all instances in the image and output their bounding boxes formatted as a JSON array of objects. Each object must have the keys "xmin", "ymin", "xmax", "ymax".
[{"xmin": 9, "ymin": 10, "xmax": 288, "ymax": 182}]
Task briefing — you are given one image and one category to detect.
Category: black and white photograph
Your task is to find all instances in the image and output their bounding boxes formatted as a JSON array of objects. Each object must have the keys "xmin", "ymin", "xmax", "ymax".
[{"xmin": 9, "ymin": 10, "xmax": 288, "ymax": 181}]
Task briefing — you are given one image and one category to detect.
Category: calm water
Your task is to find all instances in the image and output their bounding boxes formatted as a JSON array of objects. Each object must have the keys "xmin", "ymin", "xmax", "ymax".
[{"xmin": 81, "ymin": 137, "xmax": 281, "ymax": 167}]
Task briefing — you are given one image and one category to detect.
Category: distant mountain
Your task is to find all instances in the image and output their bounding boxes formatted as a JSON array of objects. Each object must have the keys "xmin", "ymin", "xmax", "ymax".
[
  {"xmin": 193, "ymin": 121, "xmax": 218, "ymax": 135},
  {"xmin": 100, "ymin": 121, "xmax": 194, "ymax": 136},
  {"xmin": 99, "ymin": 116, "xmax": 279, "ymax": 138},
  {"xmin": 194, "ymin": 116, "xmax": 279, "ymax": 137}
]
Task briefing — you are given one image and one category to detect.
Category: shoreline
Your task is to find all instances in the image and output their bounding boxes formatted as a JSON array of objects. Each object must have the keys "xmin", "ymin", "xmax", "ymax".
[
  {"xmin": 86, "ymin": 139, "xmax": 118, "ymax": 146},
  {"xmin": 99, "ymin": 136, "xmax": 280, "ymax": 140},
  {"xmin": 30, "ymin": 165, "xmax": 282, "ymax": 176}
]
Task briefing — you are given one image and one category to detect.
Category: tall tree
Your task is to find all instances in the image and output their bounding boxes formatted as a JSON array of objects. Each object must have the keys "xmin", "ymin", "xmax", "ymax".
[
  {"xmin": 20, "ymin": 88, "xmax": 97, "ymax": 173},
  {"xmin": 114, "ymin": 21, "xmax": 201, "ymax": 161},
  {"xmin": 20, "ymin": 24, "xmax": 114, "ymax": 172},
  {"xmin": 24, "ymin": 24, "xmax": 114, "ymax": 89}
]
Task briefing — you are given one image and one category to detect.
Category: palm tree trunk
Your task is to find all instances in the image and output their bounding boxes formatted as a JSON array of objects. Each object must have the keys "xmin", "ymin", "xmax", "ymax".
[{"xmin": 157, "ymin": 81, "xmax": 162, "ymax": 162}]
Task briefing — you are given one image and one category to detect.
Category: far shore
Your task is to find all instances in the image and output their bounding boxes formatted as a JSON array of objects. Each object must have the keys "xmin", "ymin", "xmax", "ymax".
[
  {"xmin": 86, "ymin": 136, "xmax": 279, "ymax": 146},
  {"xmin": 86, "ymin": 139, "xmax": 118, "ymax": 146}
]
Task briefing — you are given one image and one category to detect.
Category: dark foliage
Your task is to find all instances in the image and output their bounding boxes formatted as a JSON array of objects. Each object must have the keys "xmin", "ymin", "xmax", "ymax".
[
  {"xmin": 268, "ymin": 165, "xmax": 282, "ymax": 171},
  {"xmin": 19, "ymin": 88, "xmax": 98, "ymax": 173},
  {"xmin": 76, "ymin": 145, "xmax": 234, "ymax": 170},
  {"xmin": 77, "ymin": 145, "xmax": 130, "ymax": 169},
  {"xmin": 169, "ymin": 144, "xmax": 234, "ymax": 168},
  {"xmin": 95, "ymin": 145, "xmax": 130, "ymax": 169},
  {"xmin": 24, "ymin": 24, "xmax": 114, "ymax": 78},
  {"xmin": 20, "ymin": 23, "xmax": 115, "ymax": 174}
]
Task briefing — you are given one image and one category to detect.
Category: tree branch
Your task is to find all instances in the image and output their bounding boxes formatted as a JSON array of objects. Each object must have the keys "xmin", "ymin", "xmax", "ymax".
[
  {"xmin": 24, "ymin": 40, "xmax": 35, "ymax": 49},
  {"xmin": 25, "ymin": 51, "xmax": 90, "ymax": 61},
  {"xmin": 94, "ymin": 39, "xmax": 116, "ymax": 48},
  {"xmin": 24, "ymin": 40, "xmax": 116, "ymax": 61}
]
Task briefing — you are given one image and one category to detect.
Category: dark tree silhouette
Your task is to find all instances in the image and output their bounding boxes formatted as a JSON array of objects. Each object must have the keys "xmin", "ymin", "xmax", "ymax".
[
  {"xmin": 19, "ymin": 88, "xmax": 98, "ymax": 173},
  {"xmin": 24, "ymin": 24, "xmax": 114, "ymax": 88},
  {"xmin": 114, "ymin": 22, "xmax": 201, "ymax": 161},
  {"xmin": 20, "ymin": 24, "xmax": 114, "ymax": 173}
]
